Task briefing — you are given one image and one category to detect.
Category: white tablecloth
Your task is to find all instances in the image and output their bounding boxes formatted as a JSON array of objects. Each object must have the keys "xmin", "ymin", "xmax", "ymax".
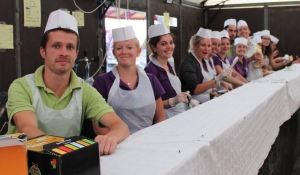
[
  {"xmin": 256, "ymin": 64, "xmax": 300, "ymax": 115},
  {"xmin": 101, "ymin": 65, "xmax": 300, "ymax": 175}
]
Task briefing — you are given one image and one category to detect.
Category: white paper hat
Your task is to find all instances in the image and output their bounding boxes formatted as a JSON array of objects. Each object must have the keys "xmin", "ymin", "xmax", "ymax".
[
  {"xmin": 260, "ymin": 30, "xmax": 270, "ymax": 37},
  {"xmin": 44, "ymin": 9, "xmax": 78, "ymax": 34},
  {"xmin": 224, "ymin": 18, "xmax": 236, "ymax": 27},
  {"xmin": 270, "ymin": 35, "xmax": 279, "ymax": 43},
  {"xmin": 211, "ymin": 31, "xmax": 221, "ymax": 40},
  {"xmin": 196, "ymin": 27, "xmax": 211, "ymax": 38},
  {"xmin": 112, "ymin": 26, "xmax": 136, "ymax": 42},
  {"xmin": 148, "ymin": 24, "xmax": 170, "ymax": 39},
  {"xmin": 234, "ymin": 37, "xmax": 248, "ymax": 46},
  {"xmin": 250, "ymin": 36, "xmax": 262, "ymax": 44},
  {"xmin": 237, "ymin": 20, "xmax": 248, "ymax": 28},
  {"xmin": 253, "ymin": 31, "xmax": 261, "ymax": 37},
  {"xmin": 220, "ymin": 30, "xmax": 229, "ymax": 39}
]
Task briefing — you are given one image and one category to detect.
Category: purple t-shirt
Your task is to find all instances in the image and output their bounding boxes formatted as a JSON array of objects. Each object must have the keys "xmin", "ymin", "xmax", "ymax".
[
  {"xmin": 144, "ymin": 61, "xmax": 177, "ymax": 101},
  {"xmin": 228, "ymin": 55, "xmax": 248, "ymax": 78},
  {"xmin": 212, "ymin": 54, "xmax": 228, "ymax": 69},
  {"xmin": 93, "ymin": 71, "xmax": 165, "ymax": 101}
]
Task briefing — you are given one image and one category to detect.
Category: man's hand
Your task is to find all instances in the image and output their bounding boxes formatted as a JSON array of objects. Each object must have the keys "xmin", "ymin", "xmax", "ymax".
[
  {"xmin": 257, "ymin": 56, "xmax": 265, "ymax": 66},
  {"xmin": 273, "ymin": 50, "xmax": 279, "ymax": 57},
  {"xmin": 95, "ymin": 112, "xmax": 130, "ymax": 155},
  {"xmin": 293, "ymin": 55, "xmax": 300, "ymax": 64},
  {"xmin": 253, "ymin": 52, "xmax": 262, "ymax": 60},
  {"xmin": 94, "ymin": 135, "xmax": 118, "ymax": 155}
]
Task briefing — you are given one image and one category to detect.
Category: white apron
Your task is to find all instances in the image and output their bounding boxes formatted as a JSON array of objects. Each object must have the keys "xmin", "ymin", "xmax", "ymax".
[
  {"xmin": 245, "ymin": 42, "xmax": 263, "ymax": 81},
  {"xmin": 215, "ymin": 55, "xmax": 232, "ymax": 90},
  {"xmin": 25, "ymin": 74, "xmax": 82, "ymax": 137},
  {"xmin": 108, "ymin": 66, "xmax": 156, "ymax": 134},
  {"xmin": 264, "ymin": 55, "xmax": 270, "ymax": 67},
  {"xmin": 191, "ymin": 52, "xmax": 214, "ymax": 103},
  {"xmin": 149, "ymin": 56, "xmax": 185, "ymax": 119},
  {"xmin": 206, "ymin": 57, "xmax": 217, "ymax": 76}
]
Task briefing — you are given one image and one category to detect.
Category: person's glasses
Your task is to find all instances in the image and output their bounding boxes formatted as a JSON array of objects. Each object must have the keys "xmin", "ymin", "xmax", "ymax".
[{"xmin": 262, "ymin": 38, "xmax": 270, "ymax": 40}]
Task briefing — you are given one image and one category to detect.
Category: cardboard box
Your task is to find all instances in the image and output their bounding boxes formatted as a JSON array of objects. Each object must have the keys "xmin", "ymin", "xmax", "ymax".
[
  {"xmin": 0, "ymin": 135, "xmax": 27, "ymax": 175},
  {"xmin": 27, "ymin": 135, "xmax": 100, "ymax": 175}
]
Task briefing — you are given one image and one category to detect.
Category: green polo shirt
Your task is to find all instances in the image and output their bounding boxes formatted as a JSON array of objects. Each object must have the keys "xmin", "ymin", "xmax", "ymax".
[
  {"xmin": 6, "ymin": 66, "xmax": 114, "ymax": 134},
  {"xmin": 226, "ymin": 44, "xmax": 234, "ymax": 58}
]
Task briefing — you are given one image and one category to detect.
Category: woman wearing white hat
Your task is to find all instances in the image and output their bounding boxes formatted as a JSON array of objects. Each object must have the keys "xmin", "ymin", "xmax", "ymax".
[
  {"xmin": 259, "ymin": 30, "xmax": 274, "ymax": 75},
  {"xmin": 212, "ymin": 30, "xmax": 247, "ymax": 87},
  {"xmin": 93, "ymin": 26, "xmax": 166, "ymax": 134},
  {"xmin": 209, "ymin": 31, "xmax": 233, "ymax": 91},
  {"xmin": 228, "ymin": 37, "xmax": 249, "ymax": 79},
  {"xmin": 270, "ymin": 35, "xmax": 285, "ymax": 64},
  {"xmin": 237, "ymin": 20, "xmax": 264, "ymax": 81},
  {"xmin": 261, "ymin": 31, "xmax": 292, "ymax": 70},
  {"xmin": 179, "ymin": 28, "xmax": 231, "ymax": 103},
  {"xmin": 145, "ymin": 24, "xmax": 198, "ymax": 119}
]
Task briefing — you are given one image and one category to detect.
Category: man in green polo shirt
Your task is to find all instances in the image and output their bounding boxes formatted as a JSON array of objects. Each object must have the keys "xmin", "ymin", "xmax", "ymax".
[
  {"xmin": 6, "ymin": 9, "xmax": 129, "ymax": 155},
  {"xmin": 224, "ymin": 18, "xmax": 237, "ymax": 58}
]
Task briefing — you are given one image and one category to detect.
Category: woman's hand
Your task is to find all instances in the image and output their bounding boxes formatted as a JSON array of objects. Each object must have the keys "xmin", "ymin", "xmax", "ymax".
[
  {"xmin": 221, "ymin": 82, "xmax": 233, "ymax": 91},
  {"xmin": 209, "ymin": 89, "xmax": 218, "ymax": 99}
]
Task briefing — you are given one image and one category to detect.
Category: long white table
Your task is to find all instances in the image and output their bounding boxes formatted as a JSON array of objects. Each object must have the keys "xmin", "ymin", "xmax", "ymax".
[{"xmin": 101, "ymin": 64, "xmax": 300, "ymax": 175}]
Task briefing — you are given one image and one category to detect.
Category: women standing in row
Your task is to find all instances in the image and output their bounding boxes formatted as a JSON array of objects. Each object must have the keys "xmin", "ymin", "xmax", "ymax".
[
  {"xmin": 229, "ymin": 37, "xmax": 249, "ymax": 79},
  {"xmin": 144, "ymin": 24, "xmax": 193, "ymax": 118},
  {"xmin": 212, "ymin": 30, "xmax": 248, "ymax": 87},
  {"xmin": 179, "ymin": 28, "xmax": 231, "ymax": 103},
  {"xmin": 260, "ymin": 30, "xmax": 273, "ymax": 72},
  {"xmin": 260, "ymin": 30, "xmax": 291, "ymax": 70},
  {"xmin": 209, "ymin": 31, "xmax": 232, "ymax": 91},
  {"xmin": 93, "ymin": 26, "xmax": 166, "ymax": 134}
]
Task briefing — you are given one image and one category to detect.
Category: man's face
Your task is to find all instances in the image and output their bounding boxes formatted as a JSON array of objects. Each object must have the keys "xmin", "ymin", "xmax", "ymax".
[
  {"xmin": 40, "ymin": 30, "xmax": 78, "ymax": 75},
  {"xmin": 226, "ymin": 25, "xmax": 237, "ymax": 41},
  {"xmin": 237, "ymin": 26, "xmax": 250, "ymax": 38}
]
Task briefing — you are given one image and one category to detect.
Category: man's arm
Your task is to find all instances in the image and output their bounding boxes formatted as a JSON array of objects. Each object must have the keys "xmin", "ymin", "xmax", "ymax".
[
  {"xmin": 153, "ymin": 98, "xmax": 166, "ymax": 124},
  {"xmin": 13, "ymin": 111, "xmax": 44, "ymax": 138},
  {"xmin": 94, "ymin": 112, "xmax": 129, "ymax": 155}
]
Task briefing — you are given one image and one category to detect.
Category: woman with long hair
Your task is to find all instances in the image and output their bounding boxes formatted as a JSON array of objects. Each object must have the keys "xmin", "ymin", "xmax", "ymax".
[{"xmin": 145, "ymin": 24, "xmax": 197, "ymax": 119}]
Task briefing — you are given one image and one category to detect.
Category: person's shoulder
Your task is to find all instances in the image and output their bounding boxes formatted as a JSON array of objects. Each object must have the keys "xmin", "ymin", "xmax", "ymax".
[
  {"xmin": 144, "ymin": 61, "xmax": 159, "ymax": 74},
  {"xmin": 228, "ymin": 55, "xmax": 236, "ymax": 62},
  {"xmin": 212, "ymin": 55, "xmax": 219, "ymax": 60},
  {"xmin": 94, "ymin": 71, "xmax": 114, "ymax": 83},
  {"xmin": 9, "ymin": 76, "xmax": 30, "ymax": 90},
  {"xmin": 12, "ymin": 76, "xmax": 27, "ymax": 84},
  {"xmin": 180, "ymin": 53, "xmax": 197, "ymax": 66},
  {"xmin": 146, "ymin": 73, "xmax": 157, "ymax": 80},
  {"xmin": 144, "ymin": 61, "xmax": 155, "ymax": 69},
  {"xmin": 146, "ymin": 73, "xmax": 161, "ymax": 84}
]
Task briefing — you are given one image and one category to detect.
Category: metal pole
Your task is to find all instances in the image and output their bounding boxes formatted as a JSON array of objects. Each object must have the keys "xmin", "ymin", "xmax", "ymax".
[
  {"xmin": 146, "ymin": 0, "xmax": 150, "ymax": 62},
  {"xmin": 180, "ymin": 0, "xmax": 183, "ymax": 63},
  {"xmin": 14, "ymin": 0, "xmax": 22, "ymax": 77},
  {"xmin": 264, "ymin": 4, "xmax": 268, "ymax": 29},
  {"xmin": 98, "ymin": 3, "xmax": 106, "ymax": 73}
]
